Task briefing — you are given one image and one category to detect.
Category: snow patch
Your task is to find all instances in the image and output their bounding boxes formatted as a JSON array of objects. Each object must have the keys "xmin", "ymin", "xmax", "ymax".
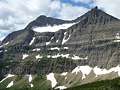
[
  {"xmin": 47, "ymin": 73, "xmax": 57, "ymax": 88},
  {"xmin": 61, "ymin": 72, "xmax": 68, "ymax": 76},
  {"xmin": 46, "ymin": 41, "xmax": 51, "ymax": 45},
  {"xmin": 63, "ymin": 47, "xmax": 68, "ymax": 49},
  {"xmin": 47, "ymin": 54, "xmax": 87, "ymax": 60},
  {"xmin": 4, "ymin": 42, "xmax": 9, "ymax": 46},
  {"xmin": 7, "ymin": 81, "xmax": 14, "ymax": 88},
  {"xmin": 33, "ymin": 23, "xmax": 75, "ymax": 33},
  {"xmin": 93, "ymin": 65, "xmax": 120, "ymax": 77},
  {"xmin": 72, "ymin": 66, "xmax": 92, "ymax": 79},
  {"xmin": 28, "ymin": 75, "xmax": 32, "ymax": 83},
  {"xmin": 29, "ymin": 37, "xmax": 35, "ymax": 45},
  {"xmin": 22, "ymin": 54, "xmax": 29, "ymax": 59},
  {"xmin": 36, "ymin": 54, "xmax": 43, "ymax": 59},
  {"xmin": 55, "ymin": 86, "xmax": 67, "ymax": 90},
  {"xmin": 50, "ymin": 47, "xmax": 60, "ymax": 51},
  {"xmin": 0, "ymin": 74, "xmax": 15, "ymax": 83},
  {"xmin": 27, "ymin": 75, "xmax": 34, "ymax": 88},
  {"xmin": 72, "ymin": 55, "xmax": 88, "ymax": 60},
  {"xmin": 0, "ymin": 50, "xmax": 3, "ymax": 53},
  {"xmin": 51, "ymin": 54, "xmax": 69, "ymax": 58},
  {"xmin": 56, "ymin": 39, "xmax": 59, "ymax": 43},
  {"xmin": 72, "ymin": 65, "xmax": 120, "ymax": 79},
  {"xmin": 47, "ymin": 54, "xmax": 69, "ymax": 58},
  {"xmin": 114, "ymin": 33, "xmax": 120, "ymax": 42},
  {"xmin": 0, "ymin": 42, "xmax": 9, "ymax": 48},
  {"xmin": 32, "ymin": 48, "xmax": 41, "ymax": 51},
  {"xmin": 62, "ymin": 32, "xmax": 70, "ymax": 44},
  {"xmin": 30, "ymin": 84, "xmax": 34, "ymax": 87}
]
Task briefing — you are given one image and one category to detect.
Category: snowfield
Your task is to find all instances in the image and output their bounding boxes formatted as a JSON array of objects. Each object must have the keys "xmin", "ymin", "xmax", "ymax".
[
  {"xmin": 33, "ymin": 23, "xmax": 75, "ymax": 33},
  {"xmin": 72, "ymin": 66, "xmax": 92, "ymax": 79},
  {"xmin": 72, "ymin": 65, "xmax": 120, "ymax": 79}
]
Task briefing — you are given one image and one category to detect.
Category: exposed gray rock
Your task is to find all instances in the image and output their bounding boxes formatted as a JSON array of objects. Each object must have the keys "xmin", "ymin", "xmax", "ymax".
[{"xmin": 0, "ymin": 7, "xmax": 120, "ymax": 77}]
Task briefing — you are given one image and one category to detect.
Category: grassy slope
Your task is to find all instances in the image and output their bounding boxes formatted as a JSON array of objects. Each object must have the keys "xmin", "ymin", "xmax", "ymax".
[
  {"xmin": 1, "ymin": 76, "xmax": 120, "ymax": 90},
  {"xmin": 0, "ymin": 75, "xmax": 52, "ymax": 90},
  {"xmin": 66, "ymin": 77, "xmax": 120, "ymax": 90}
]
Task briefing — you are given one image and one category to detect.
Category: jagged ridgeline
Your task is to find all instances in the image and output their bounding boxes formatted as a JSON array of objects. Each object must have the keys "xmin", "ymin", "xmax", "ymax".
[{"xmin": 0, "ymin": 7, "xmax": 120, "ymax": 90}]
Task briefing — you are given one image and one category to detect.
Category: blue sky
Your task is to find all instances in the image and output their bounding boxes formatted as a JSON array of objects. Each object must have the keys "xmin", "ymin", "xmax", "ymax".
[
  {"xmin": 0, "ymin": 0, "xmax": 120, "ymax": 40},
  {"xmin": 61, "ymin": 0, "xmax": 93, "ymax": 8}
]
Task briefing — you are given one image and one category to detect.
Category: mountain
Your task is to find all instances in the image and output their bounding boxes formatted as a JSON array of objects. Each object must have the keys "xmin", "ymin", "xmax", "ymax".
[
  {"xmin": 25, "ymin": 15, "xmax": 72, "ymax": 30},
  {"xmin": 0, "ymin": 7, "xmax": 120, "ymax": 90}
]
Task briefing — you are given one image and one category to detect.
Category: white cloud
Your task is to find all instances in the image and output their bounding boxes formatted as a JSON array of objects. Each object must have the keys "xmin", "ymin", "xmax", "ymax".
[
  {"xmin": 93, "ymin": 0, "xmax": 120, "ymax": 19},
  {"xmin": 59, "ymin": 3, "xmax": 89, "ymax": 20}
]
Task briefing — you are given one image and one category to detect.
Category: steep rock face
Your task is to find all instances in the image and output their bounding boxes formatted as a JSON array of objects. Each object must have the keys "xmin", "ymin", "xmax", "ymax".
[{"xmin": 2, "ymin": 29, "xmax": 35, "ymax": 46}]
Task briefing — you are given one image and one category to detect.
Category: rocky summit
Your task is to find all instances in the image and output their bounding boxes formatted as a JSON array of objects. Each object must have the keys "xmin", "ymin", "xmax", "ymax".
[{"xmin": 0, "ymin": 7, "xmax": 120, "ymax": 90}]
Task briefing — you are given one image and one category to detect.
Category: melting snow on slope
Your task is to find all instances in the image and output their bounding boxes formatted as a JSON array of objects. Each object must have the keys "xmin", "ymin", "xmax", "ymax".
[
  {"xmin": 47, "ymin": 54, "xmax": 70, "ymax": 58},
  {"xmin": 61, "ymin": 72, "xmax": 68, "ymax": 76},
  {"xmin": 46, "ymin": 41, "xmax": 51, "ymax": 45},
  {"xmin": 27, "ymin": 74, "xmax": 34, "ymax": 87},
  {"xmin": 0, "ymin": 42, "xmax": 9, "ymax": 48},
  {"xmin": 72, "ymin": 66, "xmax": 92, "ymax": 79},
  {"xmin": 0, "ymin": 74, "xmax": 15, "ymax": 83},
  {"xmin": 29, "ymin": 37, "xmax": 35, "ymax": 45},
  {"xmin": 32, "ymin": 48, "xmax": 41, "ymax": 51},
  {"xmin": 33, "ymin": 23, "xmax": 75, "ymax": 32},
  {"xmin": 93, "ymin": 65, "xmax": 120, "ymax": 77},
  {"xmin": 72, "ymin": 55, "xmax": 88, "ymax": 60},
  {"xmin": 72, "ymin": 65, "xmax": 120, "ymax": 79},
  {"xmin": 63, "ymin": 47, "xmax": 69, "ymax": 49},
  {"xmin": 22, "ymin": 54, "xmax": 29, "ymax": 59},
  {"xmin": 0, "ymin": 50, "xmax": 3, "ymax": 53},
  {"xmin": 47, "ymin": 73, "xmax": 57, "ymax": 88},
  {"xmin": 50, "ymin": 47, "xmax": 60, "ymax": 51},
  {"xmin": 36, "ymin": 54, "xmax": 43, "ymax": 59},
  {"xmin": 55, "ymin": 86, "xmax": 67, "ymax": 90},
  {"xmin": 30, "ymin": 84, "xmax": 34, "ymax": 87},
  {"xmin": 114, "ymin": 33, "xmax": 120, "ymax": 42},
  {"xmin": 47, "ymin": 54, "xmax": 88, "ymax": 60},
  {"xmin": 62, "ymin": 32, "xmax": 70, "ymax": 45},
  {"xmin": 28, "ymin": 75, "xmax": 32, "ymax": 82},
  {"xmin": 7, "ymin": 81, "xmax": 14, "ymax": 88}
]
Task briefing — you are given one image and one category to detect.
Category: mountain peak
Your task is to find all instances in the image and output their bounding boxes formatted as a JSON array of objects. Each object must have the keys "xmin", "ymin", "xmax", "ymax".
[
  {"xmin": 75, "ymin": 6, "xmax": 119, "ymax": 25},
  {"xmin": 25, "ymin": 15, "xmax": 71, "ymax": 30},
  {"xmin": 36, "ymin": 15, "xmax": 48, "ymax": 20},
  {"xmin": 92, "ymin": 6, "xmax": 98, "ymax": 10}
]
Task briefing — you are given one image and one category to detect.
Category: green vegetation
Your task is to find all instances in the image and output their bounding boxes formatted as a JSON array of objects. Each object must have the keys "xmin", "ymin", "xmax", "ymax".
[
  {"xmin": 66, "ymin": 77, "xmax": 120, "ymax": 90},
  {"xmin": 0, "ymin": 75, "xmax": 52, "ymax": 90},
  {"xmin": 1, "ymin": 76, "xmax": 120, "ymax": 90}
]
